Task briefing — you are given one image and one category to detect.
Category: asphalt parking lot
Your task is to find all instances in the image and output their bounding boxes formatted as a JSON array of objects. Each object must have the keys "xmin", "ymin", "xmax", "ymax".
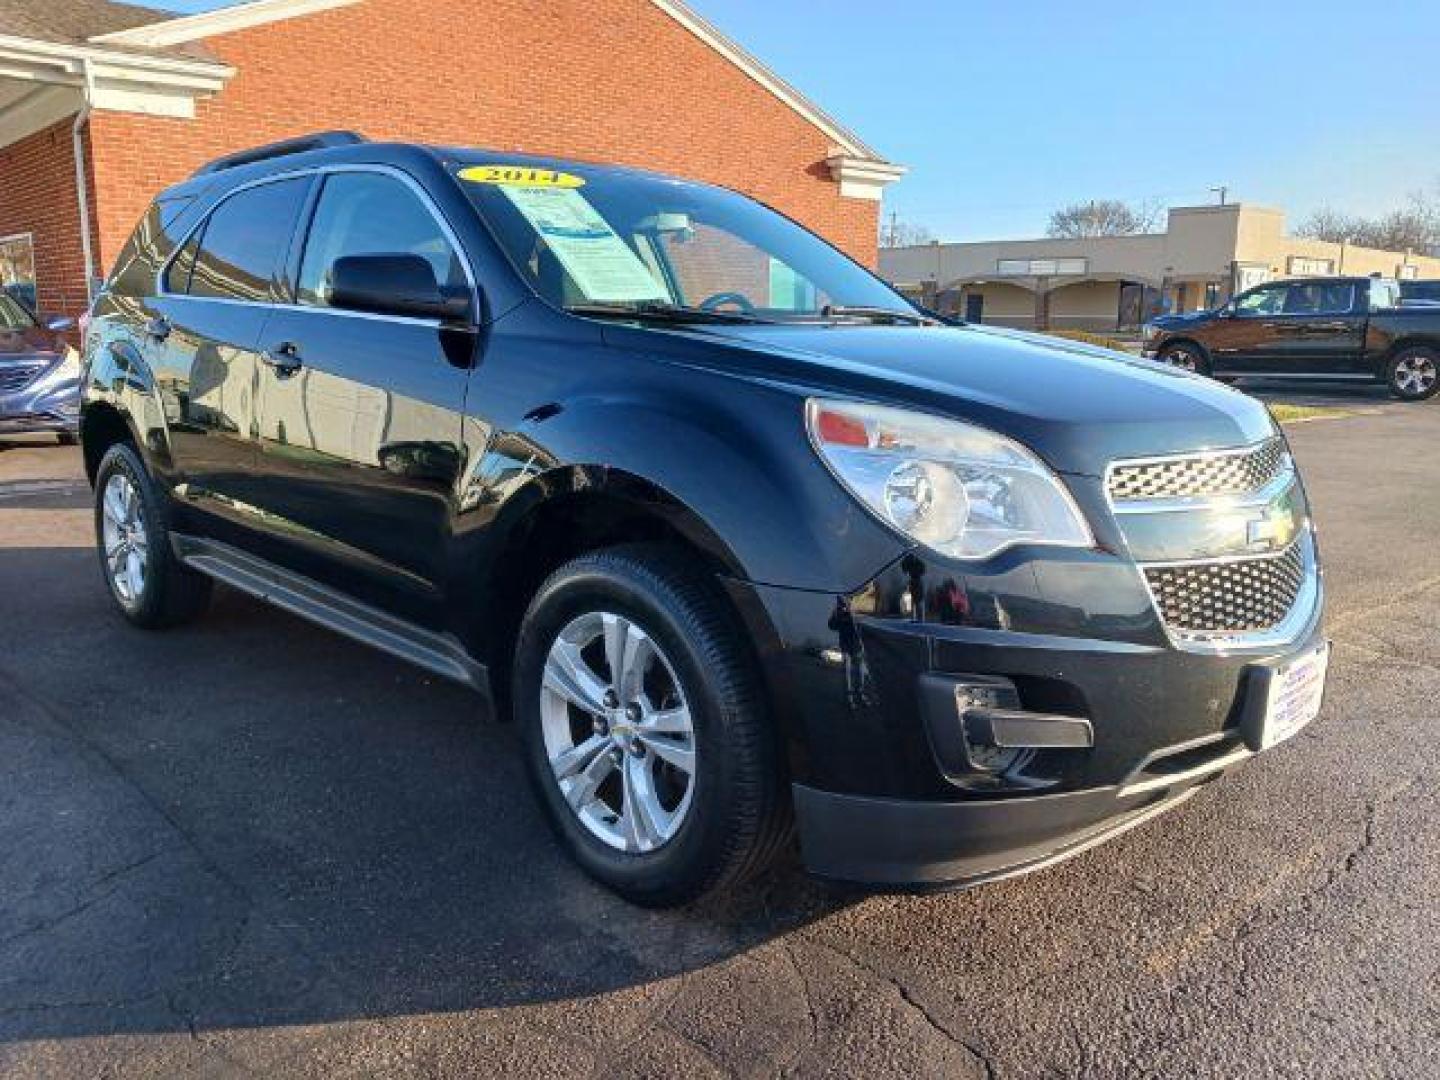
[{"xmin": 1, "ymin": 389, "xmax": 1436, "ymax": 1079}]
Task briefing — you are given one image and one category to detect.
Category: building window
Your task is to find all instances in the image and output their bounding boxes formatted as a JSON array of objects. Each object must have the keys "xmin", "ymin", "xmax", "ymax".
[
  {"xmin": 1236, "ymin": 265, "xmax": 1270, "ymax": 293},
  {"xmin": 1398, "ymin": 264, "xmax": 1419, "ymax": 280},
  {"xmin": 996, "ymin": 256, "xmax": 1087, "ymax": 276},
  {"xmin": 0, "ymin": 232, "xmax": 36, "ymax": 313},
  {"xmin": 1287, "ymin": 255, "xmax": 1336, "ymax": 276},
  {"xmin": 1204, "ymin": 282, "xmax": 1222, "ymax": 309}
]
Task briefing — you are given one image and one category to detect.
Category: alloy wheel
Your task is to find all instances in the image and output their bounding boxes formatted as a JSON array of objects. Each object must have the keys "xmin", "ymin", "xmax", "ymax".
[
  {"xmin": 100, "ymin": 473, "xmax": 149, "ymax": 605},
  {"xmin": 1164, "ymin": 347, "xmax": 1199, "ymax": 372},
  {"xmin": 539, "ymin": 611, "xmax": 697, "ymax": 853},
  {"xmin": 1394, "ymin": 353, "xmax": 1438, "ymax": 397}
]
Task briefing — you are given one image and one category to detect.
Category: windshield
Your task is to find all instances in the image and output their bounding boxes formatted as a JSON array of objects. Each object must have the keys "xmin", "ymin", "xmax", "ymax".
[
  {"xmin": 454, "ymin": 160, "xmax": 918, "ymax": 321},
  {"xmin": 0, "ymin": 292, "xmax": 36, "ymax": 331}
]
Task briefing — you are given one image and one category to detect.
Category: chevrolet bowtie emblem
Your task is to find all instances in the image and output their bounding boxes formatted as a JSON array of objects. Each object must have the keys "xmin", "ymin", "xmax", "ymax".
[{"xmin": 1247, "ymin": 502, "xmax": 1298, "ymax": 549}]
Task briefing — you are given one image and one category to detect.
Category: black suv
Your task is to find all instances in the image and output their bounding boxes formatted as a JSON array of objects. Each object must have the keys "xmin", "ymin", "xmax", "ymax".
[{"xmin": 81, "ymin": 134, "xmax": 1328, "ymax": 905}]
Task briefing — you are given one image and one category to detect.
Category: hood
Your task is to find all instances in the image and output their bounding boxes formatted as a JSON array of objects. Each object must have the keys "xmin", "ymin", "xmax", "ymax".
[
  {"xmin": 1150, "ymin": 309, "xmax": 1217, "ymax": 329},
  {"xmin": 609, "ymin": 321, "xmax": 1273, "ymax": 478},
  {"xmin": 0, "ymin": 325, "xmax": 62, "ymax": 362}
]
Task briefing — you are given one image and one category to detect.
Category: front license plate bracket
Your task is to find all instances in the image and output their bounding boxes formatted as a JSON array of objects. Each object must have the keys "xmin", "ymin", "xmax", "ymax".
[{"xmin": 1239, "ymin": 641, "xmax": 1330, "ymax": 753}]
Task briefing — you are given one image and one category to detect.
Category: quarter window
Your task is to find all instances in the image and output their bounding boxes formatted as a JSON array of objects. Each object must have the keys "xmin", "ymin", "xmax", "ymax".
[
  {"xmin": 297, "ymin": 172, "xmax": 467, "ymax": 311},
  {"xmin": 179, "ymin": 179, "xmax": 308, "ymax": 302}
]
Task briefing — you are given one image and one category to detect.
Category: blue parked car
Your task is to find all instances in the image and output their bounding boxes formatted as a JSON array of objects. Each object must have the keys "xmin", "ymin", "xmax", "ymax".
[{"xmin": 0, "ymin": 292, "xmax": 80, "ymax": 442}]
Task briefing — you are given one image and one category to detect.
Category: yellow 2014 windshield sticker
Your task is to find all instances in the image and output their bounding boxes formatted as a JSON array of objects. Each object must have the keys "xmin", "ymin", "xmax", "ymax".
[{"xmin": 458, "ymin": 165, "xmax": 585, "ymax": 188}]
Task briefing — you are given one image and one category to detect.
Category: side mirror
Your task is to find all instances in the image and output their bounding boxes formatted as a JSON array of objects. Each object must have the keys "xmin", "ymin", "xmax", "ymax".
[
  {"xmin": 327, "ymin": 254, "xmax": 471, "ymax": 323},
  {"xmin": 1216, "ymin": 305, "xmax": 1234, "ymax": 319},
  {"xmin": 44, "ymin": 315, "xmax": 76, "ymax": 332}
]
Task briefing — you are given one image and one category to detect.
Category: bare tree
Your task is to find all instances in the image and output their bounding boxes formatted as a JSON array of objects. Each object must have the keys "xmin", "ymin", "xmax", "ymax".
[
  {"xmin": 1046, "ymin": 199, "xmax": 1159, "ymax": 239},
  {"xmin": 1297, "ymin": 182, "xmax": 1440, "ymax": 252},
  {"xmin": 1294, "ymin": 207, "xmax": 1365, "ymax": 244},
  {"xmin": 879, "ymin": 213, "xmax": 935, "ymax": 249}
]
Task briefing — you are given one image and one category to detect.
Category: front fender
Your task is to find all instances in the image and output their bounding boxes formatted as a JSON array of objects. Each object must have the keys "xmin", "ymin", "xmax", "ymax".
[{"xmin": 499, "ymin": 388, "xmax": 906, "ymax": 593}]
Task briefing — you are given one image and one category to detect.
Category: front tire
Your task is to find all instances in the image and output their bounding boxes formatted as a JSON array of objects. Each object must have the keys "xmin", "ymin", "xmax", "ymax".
[
  {"xmin": 514, "ymin": 545, "xmax": 790, "ymax": 906},
  {"xmin": 93, "ymin": 442, "xmax": 212, "ymax": 629},
  {"xmin": 1386, "ymin": 346, "xmax": 1440, "ymax": 401},
  {"xmin": 1157, "ymin": 341, "xmax": 1210, "ymax": 376}
]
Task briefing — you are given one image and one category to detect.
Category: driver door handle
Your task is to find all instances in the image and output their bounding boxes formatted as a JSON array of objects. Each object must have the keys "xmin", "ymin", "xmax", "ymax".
[{"xmin": 260, "ymin": 341, "xmax": 303, "ymax": 376}]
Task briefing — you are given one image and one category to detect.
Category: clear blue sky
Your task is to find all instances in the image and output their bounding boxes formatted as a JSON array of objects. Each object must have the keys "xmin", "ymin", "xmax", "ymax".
[{"xmin": 152, "ymin": 0, "xmax": 1439, "ymax": 241}]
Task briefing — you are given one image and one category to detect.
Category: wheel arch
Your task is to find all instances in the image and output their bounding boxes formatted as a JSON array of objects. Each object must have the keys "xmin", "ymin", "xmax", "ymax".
[
  {"xmin": 81, "ymin": 337, "xmax": 170, "ymax": 484},
  {"xmin": 1380, "ymin": 335, "xmax": 1440, "ymax": 365},
  {"xmin": 79, "ymin": 402, "xmax": 139, "ymax": 485},
  {"xmin": 468, "ymin": 465, "xmax": 781, "ymax": 712}
]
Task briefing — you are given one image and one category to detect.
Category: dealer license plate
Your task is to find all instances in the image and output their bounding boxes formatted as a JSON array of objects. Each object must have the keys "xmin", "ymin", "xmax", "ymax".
[{"xmin": 1259, "ymin": 642, "xmax": 1329, "ymax": 750}]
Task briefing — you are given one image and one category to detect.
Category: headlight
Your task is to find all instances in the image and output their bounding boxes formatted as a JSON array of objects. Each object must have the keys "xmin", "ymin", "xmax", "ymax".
[
  {"xmin": 806, "ymin": 399, "xmax": 1093, "ymax": 560},
  {"xmin": 1140, "ymin": 323, "xmax": 1158, "ymax": 342},
  {"xmin": 52, "ymin": 346, "xmax": 81, "ymax": 379}
]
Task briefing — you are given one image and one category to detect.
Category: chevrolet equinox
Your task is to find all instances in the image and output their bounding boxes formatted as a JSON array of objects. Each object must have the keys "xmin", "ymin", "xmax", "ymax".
[{"xmin": 80, "ymin": 133, "xmax": 1329, "ymax": 906}]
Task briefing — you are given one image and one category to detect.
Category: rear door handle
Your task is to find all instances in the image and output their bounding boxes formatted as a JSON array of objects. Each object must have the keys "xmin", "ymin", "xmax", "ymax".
[
  {"xmin": 144, "ymin": 316, "xmax": 171, "ymax": 342},
  {"xmin": 260, "ymin": 341, "xmax": 303, "ymax": 376}
]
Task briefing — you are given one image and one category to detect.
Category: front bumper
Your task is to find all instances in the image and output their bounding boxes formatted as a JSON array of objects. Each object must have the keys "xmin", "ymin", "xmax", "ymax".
[
  {"xmin": 0, "ymin": 365, "xmax": 80, "ymax": 436},
  {"xmin": 729, "ymin": 537, "xmax": 1325, "ymax": 890},
  {"xmin": 795, "ymin": 776, "xmax": 1208, "ymax": 889}
]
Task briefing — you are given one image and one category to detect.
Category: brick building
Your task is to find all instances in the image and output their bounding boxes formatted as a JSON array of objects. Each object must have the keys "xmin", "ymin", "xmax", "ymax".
[{"xmin": 0, "ymin": 0, "xmax": 904, "ymax": 319}]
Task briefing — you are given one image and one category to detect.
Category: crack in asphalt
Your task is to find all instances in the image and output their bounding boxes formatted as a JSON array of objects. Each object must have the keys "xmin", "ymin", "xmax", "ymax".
[
  {"xmin": 812, "ymin": 939, "xmax": 997, "ymax": 1080},
  {"xmin": 0, "ymin": 666, "xmax": 373, "ymax": 1033},
  {"xmin": 773, "ymin": 939, "xmax": 821, "ymax": 1078},
  {"xmin": 0, "ymin": 849, "xmax": 168, "ymax": 948}
]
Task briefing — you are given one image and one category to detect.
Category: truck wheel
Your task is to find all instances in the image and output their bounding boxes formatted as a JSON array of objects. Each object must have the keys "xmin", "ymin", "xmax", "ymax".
[
  {"xmin": 1157, "ymin": 342, "xmax": 1210, "ymax": 376},
  {"xmin": 93, "ymin": 443, "xmax": 212, "ymax": 629},
  {"xmin": 513, "ymin": 544, "xmax": 790, "ymax": 907},
  {"xmin": 1386, "ymin": 346, "xmax": 1439, "ymax": 401}
]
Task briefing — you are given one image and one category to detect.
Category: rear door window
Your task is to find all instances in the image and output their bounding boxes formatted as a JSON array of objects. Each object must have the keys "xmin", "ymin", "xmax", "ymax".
[
  {"xmin": 1283, "ymin": 284, "xmax": 1323, "ymax": 315},
  {"xmin": 1316, "ymin": 283, "xmax": 1355, "ymax": 313},
  {"xmin": 181, "ymin": 178, "xmax": 309, "ymax": 302}
]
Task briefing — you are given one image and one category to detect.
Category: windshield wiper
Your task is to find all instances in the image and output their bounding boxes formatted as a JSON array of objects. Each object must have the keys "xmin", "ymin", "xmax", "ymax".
[
  {"xmin": 564, "ymin": 300, "xmax": 772, "ymax": 324},
  {"xmin": 819, "ymin": 304, "xmax": 935, "ymax": 325}
]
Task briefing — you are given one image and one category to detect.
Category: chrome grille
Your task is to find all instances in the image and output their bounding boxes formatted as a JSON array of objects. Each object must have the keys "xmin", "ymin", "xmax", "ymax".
[
  {"xmin": 1108, "ymin": 438, "xmax": 1287, "ymax": 501},
  {"xmin": 1144, "ymin": 543, "xmax": 1306, "ymax": 634},
  {"xmin": 0, "ymin": 363, "xmax": 44, "ymax": 394}
]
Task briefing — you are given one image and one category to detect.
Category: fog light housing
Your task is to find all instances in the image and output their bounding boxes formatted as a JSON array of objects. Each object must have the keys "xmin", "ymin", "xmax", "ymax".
[
  {"xmin": 918, "ymin": 673, "xmax": 1095, "ymax": 790},
  {"xmin": 953, "ymin": 677, "xmax": 1025, "ymax": 773}
]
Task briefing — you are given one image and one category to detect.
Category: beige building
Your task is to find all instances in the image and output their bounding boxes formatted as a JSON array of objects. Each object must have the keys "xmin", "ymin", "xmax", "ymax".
[{"xmin": 880, "ymin": 203, "xmax": 1440, "ymax": 332}]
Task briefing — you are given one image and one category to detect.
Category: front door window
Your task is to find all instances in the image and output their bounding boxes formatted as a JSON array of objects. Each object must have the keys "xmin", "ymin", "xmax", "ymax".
[{"xmin": 1233, "ymin": 285, "xmax": 1287, "ymax": 316}]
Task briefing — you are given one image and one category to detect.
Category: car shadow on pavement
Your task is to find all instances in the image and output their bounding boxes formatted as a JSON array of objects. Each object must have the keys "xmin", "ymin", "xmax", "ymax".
[{"xmin": 0, "ymin": 544, "xmax": 858, "ymax": 1044}]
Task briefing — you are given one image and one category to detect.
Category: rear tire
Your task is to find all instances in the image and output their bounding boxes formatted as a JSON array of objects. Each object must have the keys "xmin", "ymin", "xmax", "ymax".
[
  {"xmin": 1386, "ymin": 346, "xmax": 1439, "ymax": 401},
  {"xmin": 93, "ymin": 442, "xmax": 212, "ymax": 629},
  {"xmin": 514, "ymin": 544, "xmax": 790, "ymax": 907}
]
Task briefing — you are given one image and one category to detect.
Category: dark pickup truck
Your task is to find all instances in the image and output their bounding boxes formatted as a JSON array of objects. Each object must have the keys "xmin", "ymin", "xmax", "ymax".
[{"xmin": 1143, "ymin": 276, "xmax": 1440, "ymax": 400}]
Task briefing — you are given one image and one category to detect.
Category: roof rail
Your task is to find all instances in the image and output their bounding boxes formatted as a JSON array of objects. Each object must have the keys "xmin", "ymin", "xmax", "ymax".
[{"xmin": 191, "ymin": 131, "xmax": 367, "ymax": 177}]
